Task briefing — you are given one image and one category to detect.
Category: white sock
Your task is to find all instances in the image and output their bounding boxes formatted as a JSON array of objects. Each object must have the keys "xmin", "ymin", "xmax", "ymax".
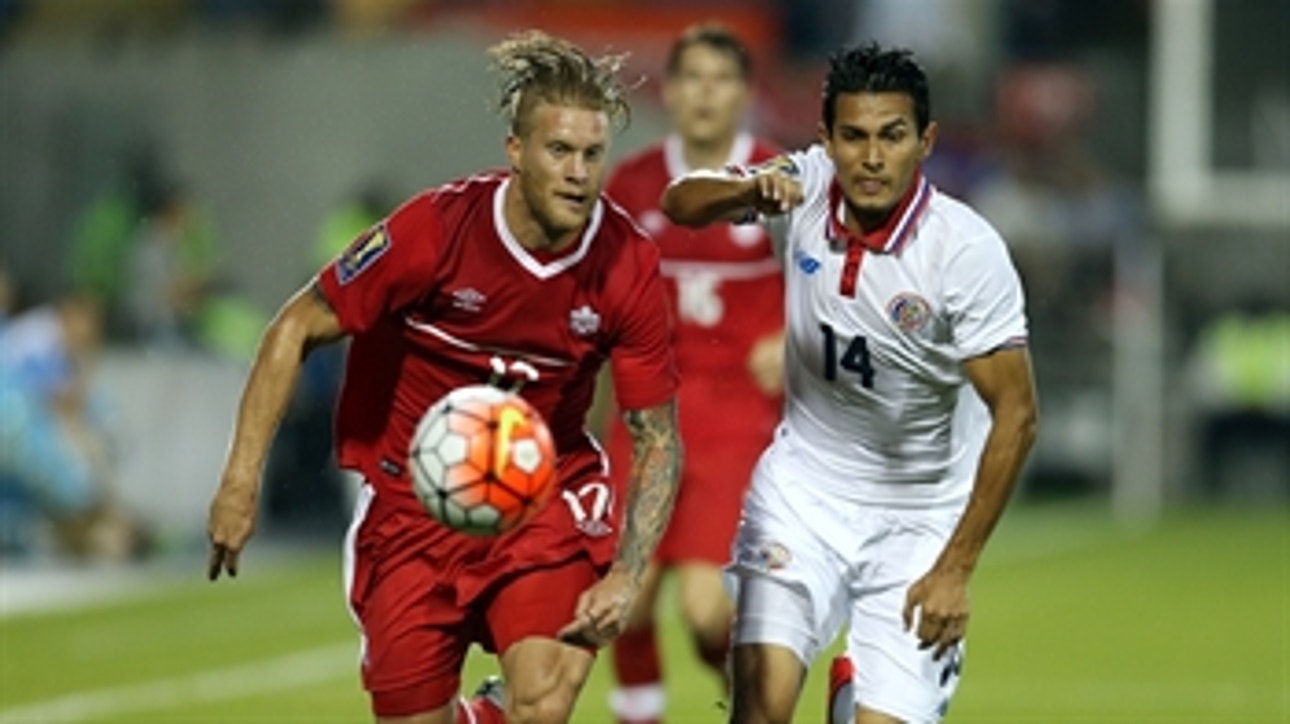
[{"xmin": 609, "ymin": 683, "xmax": 665, "ymax": 722}]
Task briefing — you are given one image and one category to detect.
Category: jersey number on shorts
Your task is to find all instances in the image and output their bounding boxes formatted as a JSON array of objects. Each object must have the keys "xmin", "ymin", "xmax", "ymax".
[{"xmin": 819, "ymin": 322, "xmax": 875, "ymax": 388}]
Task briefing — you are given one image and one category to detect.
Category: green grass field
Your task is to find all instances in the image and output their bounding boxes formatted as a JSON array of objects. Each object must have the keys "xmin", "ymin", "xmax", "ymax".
[{"xmin": 1, "ymin": 503, "xmax": 1286, "ymax": 723}]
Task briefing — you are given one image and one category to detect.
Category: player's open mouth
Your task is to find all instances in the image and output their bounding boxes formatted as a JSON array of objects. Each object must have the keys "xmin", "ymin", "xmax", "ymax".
[{"xmin": 556, "ymin": 192, "xmax": 587, "ymax": 207}]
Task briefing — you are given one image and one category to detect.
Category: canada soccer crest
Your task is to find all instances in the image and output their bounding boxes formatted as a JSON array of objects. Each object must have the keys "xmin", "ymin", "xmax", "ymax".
[{"xmin": 569, "ymin": 305, "xmax": 601, "ymax": 336}]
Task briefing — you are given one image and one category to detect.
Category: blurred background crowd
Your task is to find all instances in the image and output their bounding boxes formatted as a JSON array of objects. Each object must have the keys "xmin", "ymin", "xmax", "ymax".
[{"xmin": 0, "ymin": 0, "xmax": 1286, "ymax": 563}]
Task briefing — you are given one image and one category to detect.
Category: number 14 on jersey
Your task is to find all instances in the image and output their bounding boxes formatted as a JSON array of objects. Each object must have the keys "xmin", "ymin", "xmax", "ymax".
[{"xmin": 819, "ymin": 323, "xmax": 875, "ymax": 389}]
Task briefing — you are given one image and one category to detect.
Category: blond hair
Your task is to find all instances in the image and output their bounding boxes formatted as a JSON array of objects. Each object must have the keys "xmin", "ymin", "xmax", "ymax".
[{"xmin": 488, "ymin": 30, "xmax": 631, "ymax": 137}]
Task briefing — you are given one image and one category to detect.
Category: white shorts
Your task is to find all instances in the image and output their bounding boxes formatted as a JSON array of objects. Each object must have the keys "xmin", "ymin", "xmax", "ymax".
[{"xmin": 725, "ymin": 444, "xmax": 966, "ymax": 722}]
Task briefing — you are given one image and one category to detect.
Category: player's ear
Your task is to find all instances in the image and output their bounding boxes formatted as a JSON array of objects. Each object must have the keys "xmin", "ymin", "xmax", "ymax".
[
  {"xmin": 818, "ymin": 121, "xmax": 833, "ymax": 157},
  {"xmin": 920, "ymin": 120, "xmax": 939, "ymax": 161},
  {"xmin": 506, "ymin": 133, "xmax": 522, "ymax": 174}
]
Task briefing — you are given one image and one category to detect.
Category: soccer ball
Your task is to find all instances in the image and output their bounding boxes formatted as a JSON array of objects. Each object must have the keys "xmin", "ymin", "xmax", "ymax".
[{"xmin": 409, "ymin": 385, "xmax": 557, "ymax": 536}]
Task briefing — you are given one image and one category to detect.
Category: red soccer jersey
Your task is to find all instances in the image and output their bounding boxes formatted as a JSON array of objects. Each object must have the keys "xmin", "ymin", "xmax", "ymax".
[
  {"xmin": 319, "ymin": 172, "xmax": 677, "ymax": 511},
  {"xmin": 603, "ymin": 133, "xmax": 783, "ymax": 563},
  {"xmin": 607, "ymin": 133, "xmax": 782, "ymax": 380}
]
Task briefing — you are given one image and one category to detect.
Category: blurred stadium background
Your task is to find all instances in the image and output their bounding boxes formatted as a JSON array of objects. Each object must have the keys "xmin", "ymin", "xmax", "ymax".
[{"xmin": 0, "ymin": 0, "xmax": 1285, "ymax": 722}]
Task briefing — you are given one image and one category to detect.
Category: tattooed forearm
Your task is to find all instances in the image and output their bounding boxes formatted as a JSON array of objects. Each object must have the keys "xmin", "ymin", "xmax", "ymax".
[{"xmin": 614, "ymin": 401, "xmax": 682, "ymax": 583}]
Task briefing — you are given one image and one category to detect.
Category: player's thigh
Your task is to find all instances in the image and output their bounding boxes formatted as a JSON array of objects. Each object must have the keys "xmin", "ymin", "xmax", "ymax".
[
  {"xmin": 675, "ymin": 561, "xmax": 732, "ymax": 635},
  {"xmin": 726, "ymin": 461, "xmax": 849, "ymax": 665},
  {"xmin": 347, "ymin": 499, "xmax": 475, "ymax": 717},
  {"xmin": 486, "ymin": 554, "xmax": 600, "ymax": 719},
  {"xmin": 847, "ymin": 507, "xmax": 964, "ymax": 723}
]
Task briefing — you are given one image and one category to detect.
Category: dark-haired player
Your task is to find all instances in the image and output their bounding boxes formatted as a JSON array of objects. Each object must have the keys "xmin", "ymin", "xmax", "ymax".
[{"xmin": 661, "ymin": 42, "xmax": 1040, "ymax": 723}]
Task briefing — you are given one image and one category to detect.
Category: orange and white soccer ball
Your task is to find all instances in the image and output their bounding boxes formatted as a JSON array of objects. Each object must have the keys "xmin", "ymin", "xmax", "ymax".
[{"xmin": 409, "ymin": 385, "xmax": 557, "ymax": 536}]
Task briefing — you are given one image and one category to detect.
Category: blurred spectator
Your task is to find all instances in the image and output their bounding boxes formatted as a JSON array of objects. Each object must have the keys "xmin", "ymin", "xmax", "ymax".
[
  {"xmin": 1187, "ymin": 296, "xmax": 1290, "ymax": 500},
  {"xmin": 0, "ymin": 292, "xmax": 152, "ymax": 560},
  {"xmin": 970, "ymin": 65, "xmax": 1139, "ymax": 359},
  {"xmin": 965, "ymin": 63, "xmax": 1141, "ymax": 496},
  {"xmin": 117, "ymin": 180, "xmax": 267, "ymax": 361},
  {"xmin": 67, "ymin": 157, "xmax": 160, "ymax": 338},
  {"xmin": 125, "ymin": 181, "xmax": 218, "ymax": 348}
]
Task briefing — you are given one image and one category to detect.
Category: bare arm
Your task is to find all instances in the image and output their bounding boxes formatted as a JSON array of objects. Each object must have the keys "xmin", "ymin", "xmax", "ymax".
[
  {"xmin": 937, "ymin": 346, "xmax": 1039, "ymax": 575},
  {"xmin": 612, "ymin": 400, "xmax": 683, "ymax": 583},
  {"xmin": 207, "ymin": 281, "xmax": 346, "ymax": 580},
  {"xmin": 661, "ymin": 169, "xmax": 803, "ymax": 228},
  {"xmin": 557, "ymin": 399, "xmax": 681, "ymax": 646},
  {"xmin": 904, "ymin": 346, "xmax": 1039, "ymax": 656}
]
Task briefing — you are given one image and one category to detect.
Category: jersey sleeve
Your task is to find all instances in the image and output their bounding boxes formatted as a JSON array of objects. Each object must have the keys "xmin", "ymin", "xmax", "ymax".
[
  {"xmin": 944, "ymin": 231, "xmax": 1029, "ymax": 360},
  {"xmin": 609, "ymin": 244, "xmax": 679, "ymax": 411},
  {"xmin": 317, "ymin": 194, "xmax": 440, "ymax": 334}
]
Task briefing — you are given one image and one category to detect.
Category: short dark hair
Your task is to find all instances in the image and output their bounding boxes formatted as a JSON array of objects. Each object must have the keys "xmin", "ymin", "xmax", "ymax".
[
  {"xmin": 665, "ymin": 23, "xmax": 752, "ymax": 80},
  {"xmin": 822, "ymin": 42, "xmax": 930, "ymax": 133}
]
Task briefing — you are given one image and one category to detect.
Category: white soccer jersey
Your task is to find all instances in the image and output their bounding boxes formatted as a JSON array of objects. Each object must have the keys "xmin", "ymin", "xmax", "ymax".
[{"xmin": 754, "ymin": 145, "xmax": 1028, "ymax": 506}]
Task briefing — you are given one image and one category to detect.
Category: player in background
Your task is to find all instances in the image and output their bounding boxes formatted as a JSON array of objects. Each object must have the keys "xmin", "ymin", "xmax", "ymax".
[
  {"xmin": 661, "ymin": 43, "xmax": 1039, "ymax": 723},
  {"xmin": 600, "ymin": 24, "xmax": 783, "ymax": 724},
  {"xmin": 206, "ymin": 31, "xmax": 682, "ymax": 724}
]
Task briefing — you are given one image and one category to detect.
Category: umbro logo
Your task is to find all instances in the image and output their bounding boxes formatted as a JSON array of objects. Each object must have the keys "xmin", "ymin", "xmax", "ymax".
[{"xmin": 451, "ymin": 288, "xmax": 486, "ymax": 313}]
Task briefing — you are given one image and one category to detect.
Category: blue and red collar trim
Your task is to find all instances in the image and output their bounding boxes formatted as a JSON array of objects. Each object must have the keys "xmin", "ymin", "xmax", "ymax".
[{"xmin": 827, "ymin": 172, "xmax": 933, "ymax": 254}]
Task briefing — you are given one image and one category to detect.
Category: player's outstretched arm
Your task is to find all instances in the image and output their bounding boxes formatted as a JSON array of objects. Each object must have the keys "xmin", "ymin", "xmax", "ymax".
[
  {"xmin": 903, "ymin": 346, "xmax": 1039, "ymax": 658},
  {"xmin": 207, "ymin": 281, "xmax": 346, "ymax": 581},
  {"xmin": 558, "ymin": 400, "xmax": 681, "ymax": 647},
  {"xmin": 661, "ymin": 168, "xmax": 803, "ymax": 227}
]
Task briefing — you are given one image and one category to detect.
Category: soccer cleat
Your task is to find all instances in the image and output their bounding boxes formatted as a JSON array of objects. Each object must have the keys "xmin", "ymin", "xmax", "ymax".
[
  {"xmin": 473, "ymin": 675, "xmax": 506, "ymax": 709},
  {"xmin": 828, "ymin": 655, "xmax": 855, "ymax": 724}
]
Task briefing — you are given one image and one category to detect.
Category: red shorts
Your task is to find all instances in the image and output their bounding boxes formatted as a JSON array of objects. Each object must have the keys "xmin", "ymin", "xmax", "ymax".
[
  {"xmin": 606, "ymin": 373, "xmax": 778, "ymax": 565},
  {"xmin": 345, "ymin": 451, "xmax": 618, "ymax": 716}
]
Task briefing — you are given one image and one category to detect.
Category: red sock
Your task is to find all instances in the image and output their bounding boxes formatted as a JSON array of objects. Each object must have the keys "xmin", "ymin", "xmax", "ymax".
[
  {"xmin": 455, "ymin": 695, "xmax": 505, "ymax": 724},
  {"xmin": 829, "ymin": 655, "xmax": 856, "ymax": 724},
  {"xmin": 613, "ymin": 620, "xmax": 662, "ymax": 686}
]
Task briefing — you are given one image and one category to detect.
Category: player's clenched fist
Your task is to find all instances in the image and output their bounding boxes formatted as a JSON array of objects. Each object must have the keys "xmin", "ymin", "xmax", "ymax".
[
  {"xmin": 207, "ymin": 476, "xmax": 259, "ymax": 580},
  {"xmin": 749, "ymin": 170, "xmax": 803, "ymax": 216}
]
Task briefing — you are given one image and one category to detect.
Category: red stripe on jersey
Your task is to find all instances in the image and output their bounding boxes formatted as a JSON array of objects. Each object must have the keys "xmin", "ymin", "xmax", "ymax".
[{"xmin": 839, "ymin": 243, "xmax": 866, "ymax": 297}]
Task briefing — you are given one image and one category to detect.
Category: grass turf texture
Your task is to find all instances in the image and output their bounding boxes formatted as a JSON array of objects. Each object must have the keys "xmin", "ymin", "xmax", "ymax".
[{"xmin": 1, "ymin": 504, "xmax": 1285, "ymax": 722}]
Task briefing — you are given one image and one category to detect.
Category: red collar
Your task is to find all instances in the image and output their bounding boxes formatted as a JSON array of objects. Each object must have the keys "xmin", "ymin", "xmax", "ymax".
[{"xmin": 827, "ymin": 172, "xmax": 933, "ymax": 254}]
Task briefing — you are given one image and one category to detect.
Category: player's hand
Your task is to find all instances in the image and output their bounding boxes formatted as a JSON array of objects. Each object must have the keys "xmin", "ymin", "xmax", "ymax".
[
  {"xmin": 747, "ymin": 330, "xmax": 786, "ymax": 396},
  {"xmin": 749, "ymin": 171, "xmax": 803, "ymax": 216},
  {"xmin": 207, "ymin": 475, "xmax": 259, "ymax": 581},
  {"xmin": 556, "ymin": 568, "xmax": 637, "ymax": 648},
  {"xmin": 902, "ymin": 567, "xmax": 970, "ymax": 661}
]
